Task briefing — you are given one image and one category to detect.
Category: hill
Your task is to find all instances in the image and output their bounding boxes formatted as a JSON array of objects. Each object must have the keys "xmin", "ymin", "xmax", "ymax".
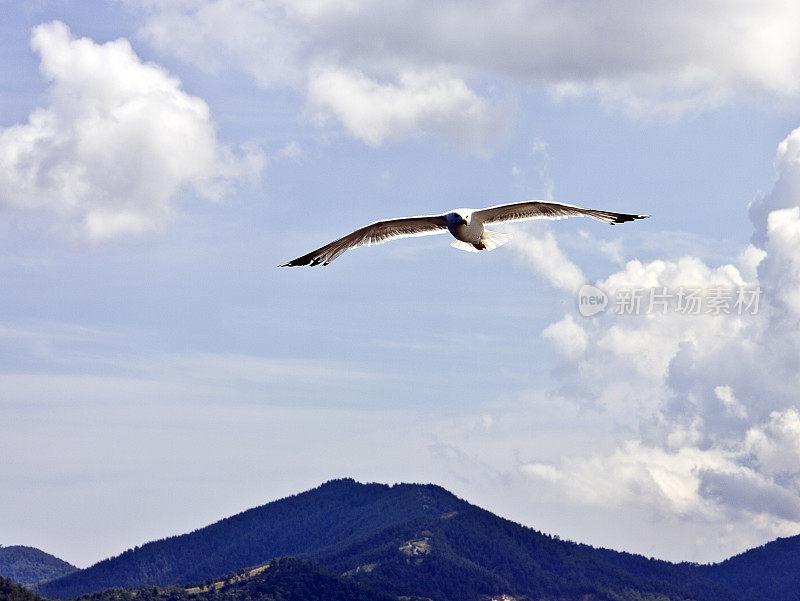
[
  {"xmin": 38, "ymin": 479, "xmax": 464, "ymax": 598},
  {"xmin": 0, "ymin": 546, "xmax": 77, "ymax": 586},
  {"xmin": 68, "ymin": 557, "xmax": 395, "ymax": 601},
  {"xmin": 34, "ymin": 479, "xmax": 788, "ymax": 601}
]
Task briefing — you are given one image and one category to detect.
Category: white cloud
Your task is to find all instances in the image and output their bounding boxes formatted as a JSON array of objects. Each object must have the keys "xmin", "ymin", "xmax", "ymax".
[
  {"xmin": 0, "ymin": 21, "xmax": 264, "ymax": 241},
  {"xmin": 307, "ymin": 67, "xmax": 509, "ymax": 152},
  {"xmin": 137, "ymin": 0, "xmax": 305, "ymax": 89},
  {"xmin": 506, "ymin": 121, "xmax": 800, "ymax": 542},
  {"xmin": 132, "ymin": 0, "xmax": 800, "ymax": 125},
  {"xmin": 132, "ymin": 0, "xmax": 510, "ymax": 152},
  {"xmin": 761, "ymin": 207, "xmax": 800, "ymax": 316},
  {"xmin": 745, "ymin": 408, "xmax": 800, "ymax": 484},
  {"xmin": 523, "ymin": 442, "xmax": 732, "ymax": 517},
  {"xmin": 578, "ymin": 229, "xmax": 624, "ymax": 264},
  {"xmin": 542, "ymin": 315, "xmax": 587, "ymax": 360},
  {"xmin": 749, "ymin": 127, "xmax": 800, "ymax": 245},
  {"xmin": 509, "ymin": 228, "xmax": 585, "ymax": 292},
  {"xmin": 715, "ymin": 385, "xmax": 748, "ymax": 419}
]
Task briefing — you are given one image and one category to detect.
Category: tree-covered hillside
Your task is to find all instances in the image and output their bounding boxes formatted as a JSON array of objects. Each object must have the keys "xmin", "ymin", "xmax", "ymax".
[
  {"xmin": 68, "ymin": 558, "xmax": 394, "ymax": 601},
  {"xmin": 698, "ymin": 534, "xmax": 800, "ymax": 601},
  {"xmin": 0, "ymin": 546, "xmax": 77, "ymax": 586},
  {"xmin": 314, "ymin": 497, "xmax": 739, "ymax": 601},
  {"xmin": 39, "ymin": 479, "xmax": 462, "ymax": 599},
  {"xmin": 34, "ymin": 479, "xmax": 800, "ymax": 601}
]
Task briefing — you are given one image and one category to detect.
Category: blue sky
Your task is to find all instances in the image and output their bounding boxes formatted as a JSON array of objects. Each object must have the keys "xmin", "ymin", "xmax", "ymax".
[{"xmin": 4, "ymin": 0, "xmax": 800, "ymax": 569}]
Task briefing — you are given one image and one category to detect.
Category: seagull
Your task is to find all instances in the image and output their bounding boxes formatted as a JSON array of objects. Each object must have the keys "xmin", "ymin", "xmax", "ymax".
[{"xmin": 280, "ymin": 200, "xmax": 648, "ymax": 267}]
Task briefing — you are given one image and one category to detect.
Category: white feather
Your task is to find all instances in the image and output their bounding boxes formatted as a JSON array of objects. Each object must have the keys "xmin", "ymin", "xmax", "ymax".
[
  {"xmin": 480, "ymin": 230, "xmax": 513, "ymax": 251},
  {"xmin": 450, "ymin": 239, "xmax": 482, "ymax": 252}
]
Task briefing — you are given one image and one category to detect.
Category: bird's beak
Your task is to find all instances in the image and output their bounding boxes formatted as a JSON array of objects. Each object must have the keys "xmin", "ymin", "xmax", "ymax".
[{"xmin": 462, "ymin": 217, "xmax": 469, "ymax": 225}]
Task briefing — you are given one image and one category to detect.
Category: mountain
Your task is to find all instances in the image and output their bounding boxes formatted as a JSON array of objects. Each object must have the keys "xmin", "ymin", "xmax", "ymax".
[
  {"xmin": 34, "ymin": 479, "xmax": 794, "ymax": 601},
  {"xmin": 40, "ymin": 480, "xmax": 467, "ymax": 599},
  {"xmin": 0, "ymin": 546, "xmax": 77, "ymax": 586}
]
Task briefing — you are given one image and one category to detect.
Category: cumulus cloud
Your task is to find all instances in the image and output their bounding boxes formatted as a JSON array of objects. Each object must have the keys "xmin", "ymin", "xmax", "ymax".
[
  {"xmin": 542, "ymin": 315, "xmax": 587, "ymax": 360},
  {"xmin": 131, "ymin": 0, "xmax": 800, "ymax": 128},
  {"xmin": 698, "ymin": 468, "xmax": 800, "ymax": 522},
  {"xmin": 715, "ymin": 385, "xmax": 748, "ymax": 419},
  {"xmin": 307, "ymin": 67, "xmax": 509, "ymax": 152},
  {"xmin": 132, "ymin": 0, "xmax": 510, "ymax": 152},
  {"xmin": 136, "ymin": 0, "xmax": 305, "ymax": 89},
  {"xmin": 0, "ymin": 21, "xmax": 263, "ymax": 241},
  {"xmin": 523, "ymin": 442, "xmax": 732, "ymax": 517},
  {"xmin": 745, "ymin": 409, "xmax": 800, "ymax": 484},
  {"xmin": 508, "ymin": 122, "xmax": 800, "ymax": 548},
  {"xmin": 509, "ymin": 229, "xmax": 585, "ymax": 292}
]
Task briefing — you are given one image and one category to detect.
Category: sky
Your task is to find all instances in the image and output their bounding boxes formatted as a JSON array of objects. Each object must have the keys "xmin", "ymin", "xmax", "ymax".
[{"xmin": 4, "ymin": 0, "xmax": 800, "ymax": 569}]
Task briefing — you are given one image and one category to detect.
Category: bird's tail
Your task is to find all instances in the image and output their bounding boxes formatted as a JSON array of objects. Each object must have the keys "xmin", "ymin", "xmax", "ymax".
[
  {"xmin": 449, "ymin": 230, "xmax": 513, "ymax": 252},
  {"xmin": 450, "ymin": 239, "xmax": 482, "ymax": 252},
  {"xmin": 481, "ymin": 229, "xmax": 513, "ymax": 250}
]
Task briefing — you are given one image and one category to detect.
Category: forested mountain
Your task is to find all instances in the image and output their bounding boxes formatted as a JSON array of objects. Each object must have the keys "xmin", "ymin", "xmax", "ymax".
[
  {"xmin": 0, "ymin": 546, "xmax": 77, "ymax": 586},
  {"xmin": 32, "ymin": 479, "xmax": 800, "ymax": 601},
  {"xmin": 38, "ymin": 479, "xmax": 463, "ymax": 599}
]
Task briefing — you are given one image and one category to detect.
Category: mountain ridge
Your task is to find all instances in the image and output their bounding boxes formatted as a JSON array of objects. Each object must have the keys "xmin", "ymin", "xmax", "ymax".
[
  {"xmin": 34, "ymin": 479, "xmax": 799, "ymax": 601},
  {"xmin": 0, "ymin": 546, "xmax": 77, "ymax": 586},
  {"xmin": 37, "ymin": 479, "xmax": 461, "ymax": 599}
]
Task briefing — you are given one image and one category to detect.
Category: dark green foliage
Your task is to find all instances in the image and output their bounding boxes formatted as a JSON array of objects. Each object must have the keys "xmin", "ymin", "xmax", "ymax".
[
  {"xmin": 0, "ymin": 576, "xmax": 48, "ymax": 601},
  {"xmin": 0, "ymin": 547, "xmax": 77, "ymax": 586},
  {"xmin": 68, "ymin": 558, "xmax": 392, "ymax": 601},
  {"xmin": 316, "ymin": 502, "xmax": 737, "ymax": 601}
]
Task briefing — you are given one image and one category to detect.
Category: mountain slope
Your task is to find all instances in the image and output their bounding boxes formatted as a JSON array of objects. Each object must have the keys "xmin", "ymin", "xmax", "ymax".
[
  {"xmin": 38, "ymin": 479, "xmax": 463, "ymax": 599},
  {"xmin": 35, "ymin": 479, "xmax": 786, "ymax": 601},
  {"xmin": 0, "ymin": 546, "xmax": 77, "ymax": 586},
  {"xmin": 699, "ymin": 534, "xmax": 800, "ymax": 601},
  {"xmin": 70, "ymin": 558, "xmax": 395, "ymax": 601},
  {"xmin": 315, "ymin": 497, "xmax": 737, "ymax": 601}
]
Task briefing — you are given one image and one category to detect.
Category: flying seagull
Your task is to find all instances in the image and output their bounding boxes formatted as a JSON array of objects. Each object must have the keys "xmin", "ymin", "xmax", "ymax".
[{"xmin": 280, "ymin": 200, "xmax": 648, "ymax": 267}]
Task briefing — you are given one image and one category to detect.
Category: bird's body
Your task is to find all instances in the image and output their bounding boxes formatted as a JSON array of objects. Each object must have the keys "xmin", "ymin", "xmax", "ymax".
[
  {"xmin": 446, "ymin": 210, "xmax": 483, "ymax": 245},
  {"xmin": 281, "ymin": 200, "xmax": 648, "ymax": 267}
]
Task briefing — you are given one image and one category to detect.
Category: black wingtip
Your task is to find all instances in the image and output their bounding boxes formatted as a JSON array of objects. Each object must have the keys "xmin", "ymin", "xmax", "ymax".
[
  {"xmin": 611, "ymin": 213, "xmax": 650, "ymax": 225},
  {"xmin": 280, "ymin": 256, "xmax": 327, "ymax": 267}
]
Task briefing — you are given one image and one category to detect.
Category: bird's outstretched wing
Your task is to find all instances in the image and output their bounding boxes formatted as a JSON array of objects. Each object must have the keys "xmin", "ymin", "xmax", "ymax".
[
  {"xmin": 473, "ymin": 200, "xmax": 648, "ymax": 226},
  {"xmin": 280, "ymin": 215, "xmax": 449, "ymax": 266}
]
